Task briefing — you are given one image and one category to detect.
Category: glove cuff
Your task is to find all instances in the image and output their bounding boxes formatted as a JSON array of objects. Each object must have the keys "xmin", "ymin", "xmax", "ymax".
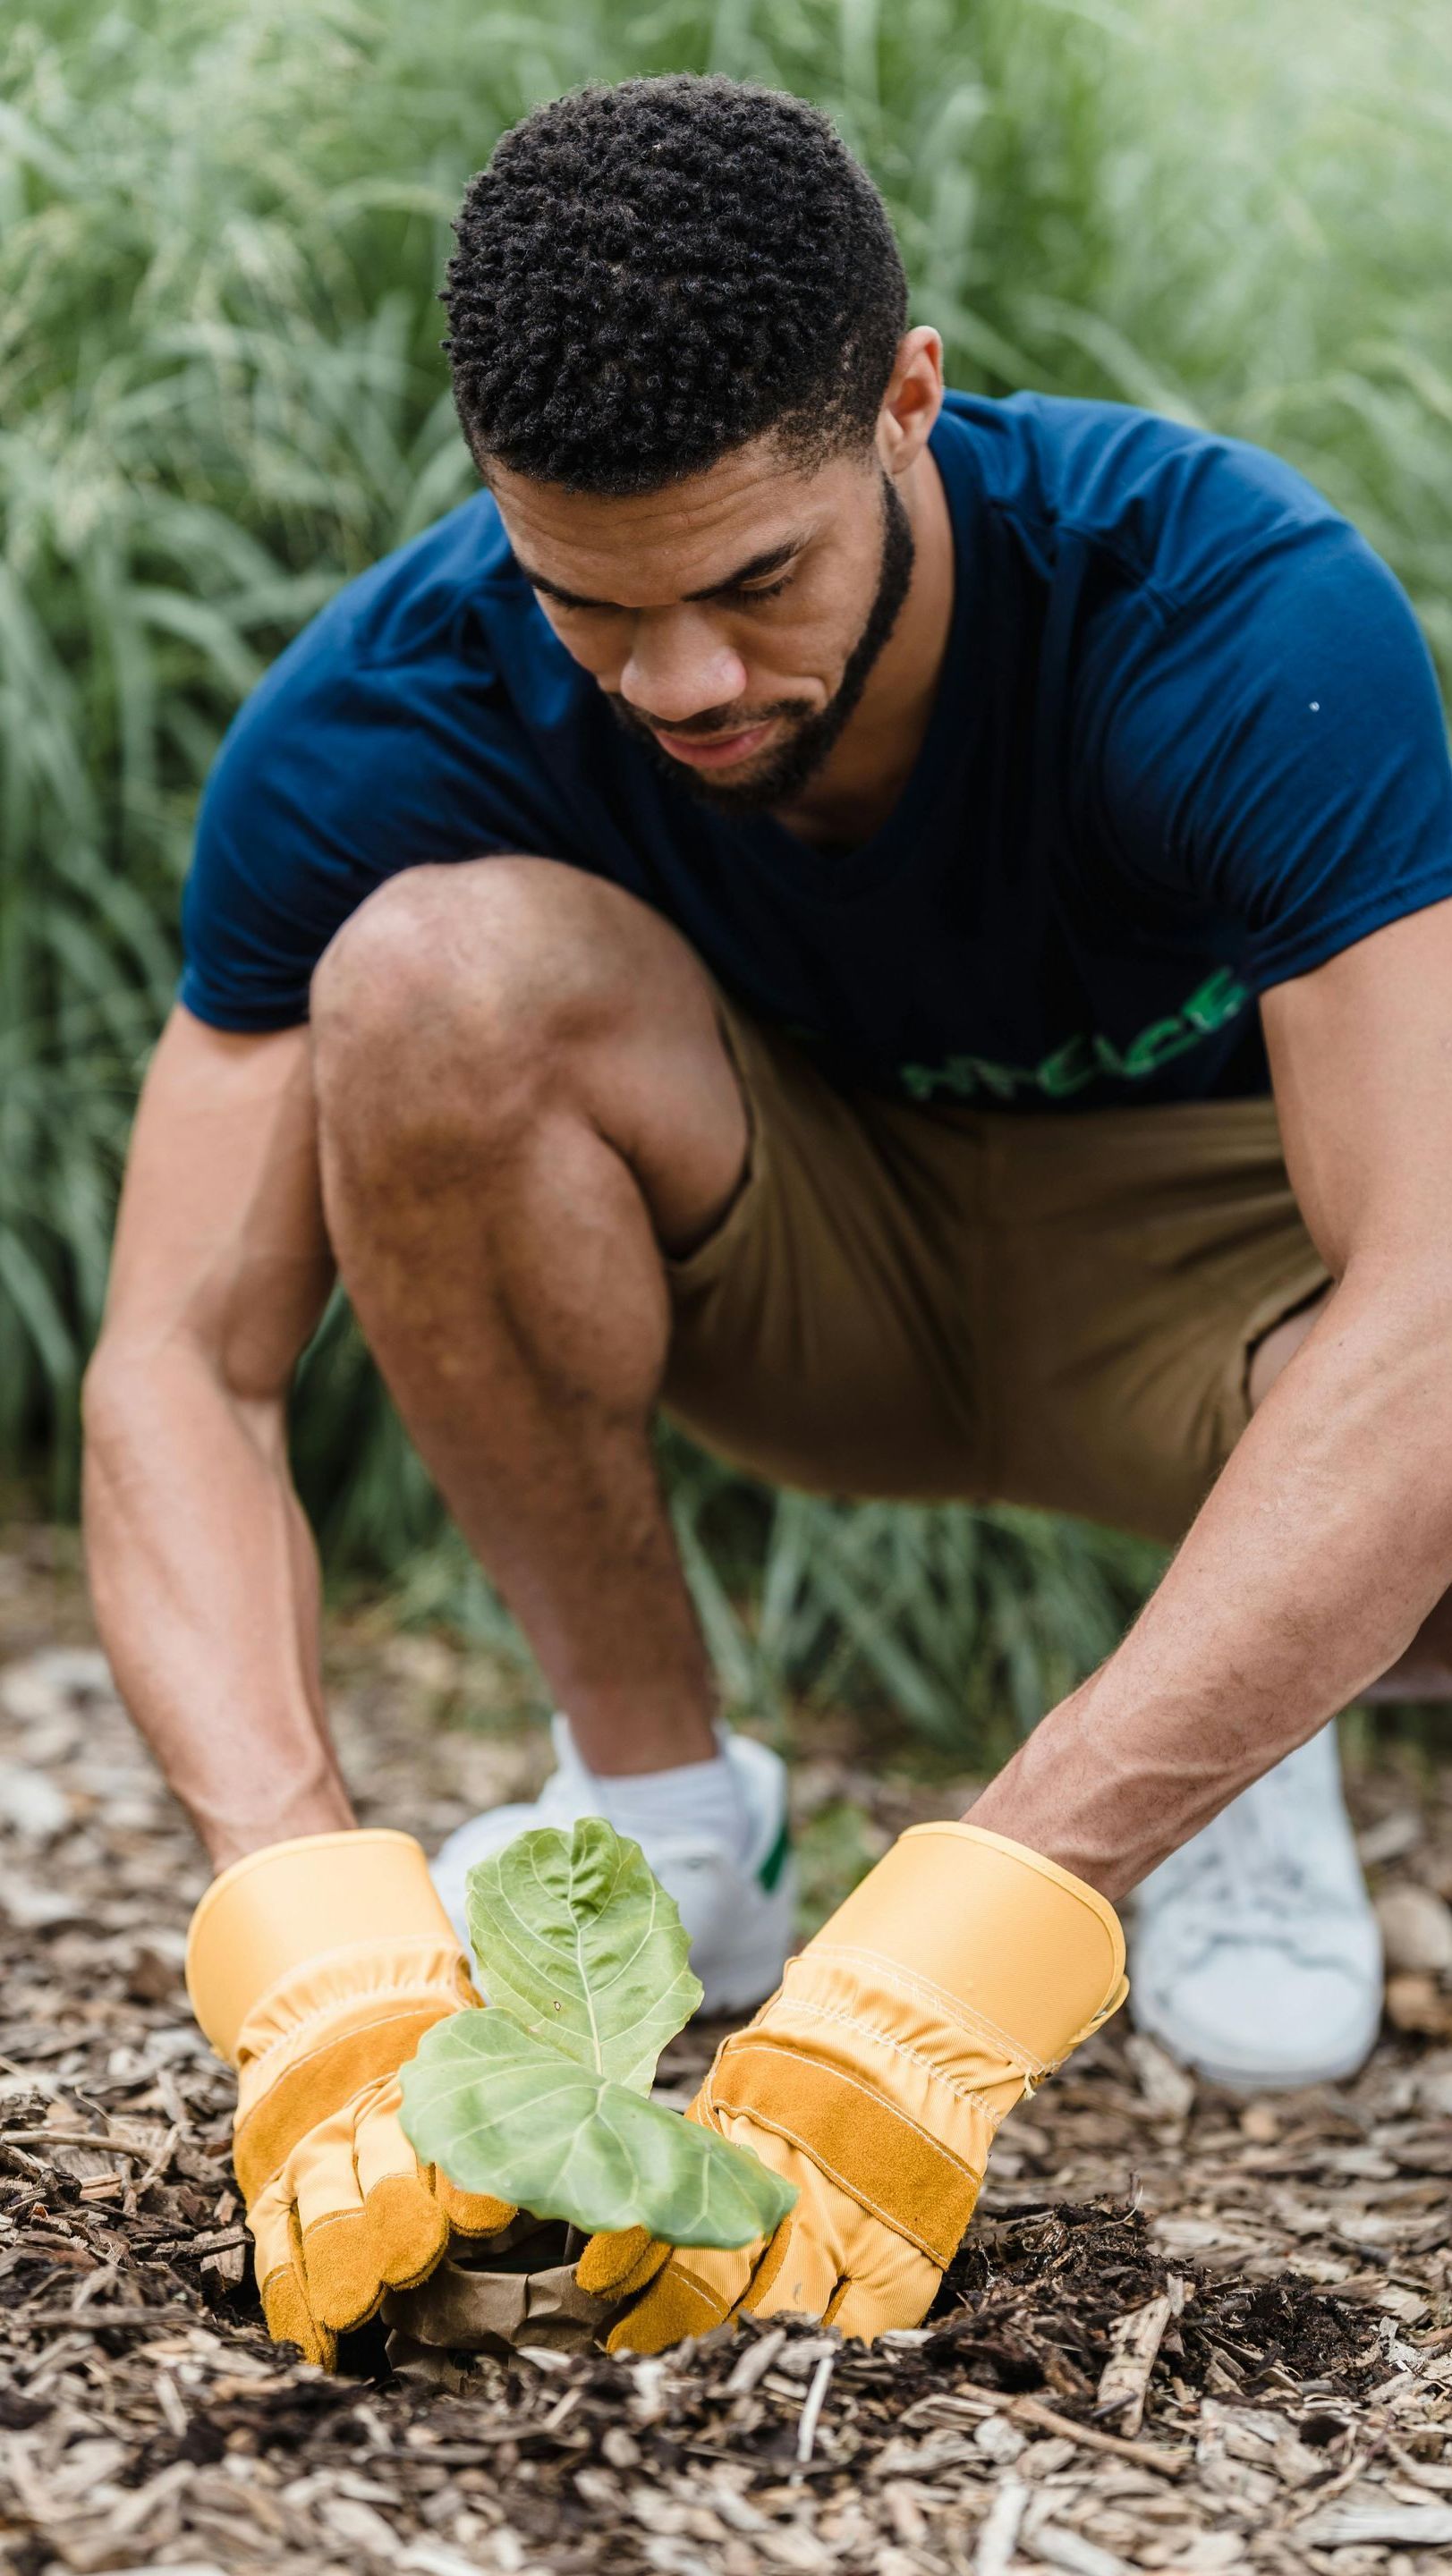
[
  {"xmin": 187, "ymin": 1828, "xmax": 459, "ymax": 2061},
  {"xmin": 802, "ymin": 1821, "xmax": 1127, "ymax": 2076},
  {"xmin": 700, "ymin": 1826, "xmax": 1125, "ymax": 2275}
]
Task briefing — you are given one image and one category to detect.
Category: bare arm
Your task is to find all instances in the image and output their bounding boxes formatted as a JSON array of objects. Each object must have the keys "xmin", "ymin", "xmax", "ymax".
[
  {"xmin": 972, "ymin": 899, "xmax": 1452, "ymax": 1901},
  {"xmin": 83, "ymin": 1005, "xmax": 352, "ymax": 1868}
]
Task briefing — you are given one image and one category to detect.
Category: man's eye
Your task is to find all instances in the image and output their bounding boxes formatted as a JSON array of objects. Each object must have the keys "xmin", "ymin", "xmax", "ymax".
[
  {"xmin": 730, "ymin": 576, "xmax": 794, "ymax": 605},
  {"xmin": 537, "ymin": 578, "xmax": 794, "ymax": 612}
]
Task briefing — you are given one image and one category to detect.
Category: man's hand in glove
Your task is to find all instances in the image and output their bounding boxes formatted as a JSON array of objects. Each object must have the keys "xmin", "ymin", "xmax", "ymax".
[
  {"xmin": 186, "ymin": 1829, "xmax": 513, "ymax": 2367},
  {"xmin": 581, "ymin": 1824, "xmax": 1127, "ymax": 2350}
]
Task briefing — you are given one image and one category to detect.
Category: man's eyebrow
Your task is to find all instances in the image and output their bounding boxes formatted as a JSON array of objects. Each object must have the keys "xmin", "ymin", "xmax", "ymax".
[{"xmin": 514, "ymin": 536, "xmax": 809, "ymax": 611}]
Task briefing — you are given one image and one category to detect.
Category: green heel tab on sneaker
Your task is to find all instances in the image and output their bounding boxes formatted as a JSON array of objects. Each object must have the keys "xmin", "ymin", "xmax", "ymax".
[{"xmin": 756, "ymin": 1816, "xmax": 793, "ymax": 1894}]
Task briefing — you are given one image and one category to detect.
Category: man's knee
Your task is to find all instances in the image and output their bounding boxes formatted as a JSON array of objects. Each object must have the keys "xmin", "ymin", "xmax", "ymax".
[{"xmin": 310, "ymin": 856, "xmax": 661, "ymax": 1148}]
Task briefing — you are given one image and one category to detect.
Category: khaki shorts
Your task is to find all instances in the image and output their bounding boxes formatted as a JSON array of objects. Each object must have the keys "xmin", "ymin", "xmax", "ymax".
[{"xmin": 660, "ymin": 1000, "xmax": 1329, "ymax": 1546}]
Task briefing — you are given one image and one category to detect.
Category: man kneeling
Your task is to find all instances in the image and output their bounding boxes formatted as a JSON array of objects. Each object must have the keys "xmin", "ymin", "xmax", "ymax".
[{"xmin": 86, "ymin": 75, "xmax": 1452, "ymax": 2363}]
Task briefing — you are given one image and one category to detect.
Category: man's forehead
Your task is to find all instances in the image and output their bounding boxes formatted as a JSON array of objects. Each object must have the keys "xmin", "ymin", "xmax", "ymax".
[{"xmin": 488, "ymin": 438, "xmax": 846, "ymax": 607}]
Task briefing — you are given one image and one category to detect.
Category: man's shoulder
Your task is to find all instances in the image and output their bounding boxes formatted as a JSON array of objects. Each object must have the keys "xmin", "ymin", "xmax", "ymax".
[
  {"xmin": 257, "ymin": 487, "xmax": 526, "ymax": 705},
  {"xmin": 204, "ymin": 483, "xmax": 582, "ymax": 839},
  {"xmin": 192, "ymin": 487, "xmax": 569, "ymax": 873},
  {"xmin": 938, "ymin": 387, "xmax": 1349, "ymax": 607},
  {"xmin": 183, "ymin": 490, "xmax": 590, "ymax": 1031}
]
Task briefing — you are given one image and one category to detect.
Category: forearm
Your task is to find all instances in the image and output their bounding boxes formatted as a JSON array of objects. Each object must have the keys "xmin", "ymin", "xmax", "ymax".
[
  {"xmin": 84, "ymin": 1340, "xmax": 353, "ymax": 1869},
  {"xmin": 972, "ymin": 1256, "xmax": 1452, "ymax": 1901}
]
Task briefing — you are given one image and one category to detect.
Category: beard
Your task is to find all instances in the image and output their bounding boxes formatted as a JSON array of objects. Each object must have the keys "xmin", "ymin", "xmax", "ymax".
[{"xmin": 605, "ymin": 469, "xmax": 917, "ymax": 816}]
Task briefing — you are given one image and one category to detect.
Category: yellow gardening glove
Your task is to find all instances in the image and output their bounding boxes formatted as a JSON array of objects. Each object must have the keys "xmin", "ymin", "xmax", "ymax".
[
  {"xmin": 580, "ymin": 1823, "xmax": 1126, "ymax": 2351},
  {"xmin": 186, "ymin": 1829, "xmax": 514, "ymax": 2368}
]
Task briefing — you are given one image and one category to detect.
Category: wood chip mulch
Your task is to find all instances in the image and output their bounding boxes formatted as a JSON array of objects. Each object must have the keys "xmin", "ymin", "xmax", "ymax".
[{"xmin": 2, "ymin": 1526, "xmax": 1451, "ymax": 2575}]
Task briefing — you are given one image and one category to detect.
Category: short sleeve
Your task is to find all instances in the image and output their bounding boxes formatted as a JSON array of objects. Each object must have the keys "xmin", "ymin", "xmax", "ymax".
[
  {"xmin": 1095, "ymin": 523, "xmax": 1452, "ymax": 990},
  {"xmin": 179, "ymin": 563, "xmax": 570, "ymax": 1031},
  {"xmin": 182, "ymin": 667, "xmax": 541, "ymax": 1031}
]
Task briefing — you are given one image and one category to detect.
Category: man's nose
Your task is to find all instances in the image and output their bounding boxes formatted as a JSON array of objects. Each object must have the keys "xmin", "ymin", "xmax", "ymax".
[{"xmin": 618, "ymin": 611, "xmax": 749, "ymax": 725}]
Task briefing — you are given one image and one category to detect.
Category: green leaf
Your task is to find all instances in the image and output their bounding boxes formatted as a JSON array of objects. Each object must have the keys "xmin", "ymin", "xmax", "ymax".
[
  {"xmin": 401, "ymin": 2009, "xmax": 797, "ymax": 2250},
  {"xmin": 464, "ymin": 1820, "xmax": 702, "ymax": 2095}
]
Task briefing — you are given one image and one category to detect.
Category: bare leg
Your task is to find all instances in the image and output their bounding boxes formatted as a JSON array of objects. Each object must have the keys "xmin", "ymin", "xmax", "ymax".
[
  {"xmin": 1251, "ymin": 1292, "xmax": 1452, "ymax": 1698},
  {"xmin": 310, "ymin": 856, "xmax": 749, "ymax": 1774}
]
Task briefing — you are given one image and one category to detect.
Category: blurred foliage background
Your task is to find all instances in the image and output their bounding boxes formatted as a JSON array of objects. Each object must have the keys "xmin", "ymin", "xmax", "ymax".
[{"xmin": 4, "ymin": 0, "xmax": 1451, "ymax": 1744}]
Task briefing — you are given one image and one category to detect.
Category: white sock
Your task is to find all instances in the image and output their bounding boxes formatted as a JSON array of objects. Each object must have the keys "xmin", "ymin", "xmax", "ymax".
[{"xmin": 565, "ymin": 1723, "xmax": 752, "ymax": 1866}]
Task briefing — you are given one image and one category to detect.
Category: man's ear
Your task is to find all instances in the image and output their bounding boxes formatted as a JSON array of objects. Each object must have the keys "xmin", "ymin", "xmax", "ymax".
[{"xmin": 877, "ymin": 326, "xmax": 945, "ymax": 475}]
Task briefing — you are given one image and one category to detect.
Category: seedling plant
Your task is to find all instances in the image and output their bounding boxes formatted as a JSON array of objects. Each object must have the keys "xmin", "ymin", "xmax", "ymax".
[{"xmin": 401, "ymin": 1820, "xmax": 797, "ymax": 2250}]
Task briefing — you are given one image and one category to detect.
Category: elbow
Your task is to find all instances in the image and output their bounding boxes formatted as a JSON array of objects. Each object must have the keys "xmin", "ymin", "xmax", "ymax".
[
  {"xmin": 81, "ymin": 1336, "xmax": 126, "ymax": 1447},
  {"xmin": 81, "ymin": 1335, "xmax": 150, "ymax": 1483},
  {"xmin": 81, "ymin": 1326, "xmax": 204, "ymax": 1462},
  {"xmin": 1340, "ymin": 1244, "xmax": 1452, "ymax": 1327},
  {"xmin": 81, "ymin": 1343, "xmax": 137, "ymax": 1550},
  {"xmin": 1331, "ymin": 1249, "xmax": 1452, "ymax": 1412},
  {"xmin": 82, "ymin": 1325, "xmax": 289, "ymax": 1487}
]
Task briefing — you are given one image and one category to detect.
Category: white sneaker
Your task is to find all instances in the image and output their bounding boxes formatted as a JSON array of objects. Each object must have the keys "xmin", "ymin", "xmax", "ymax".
[
  {"xmin": 1128, "ymin": 1724, "xmax": 1382, "ymax": 2091},
  {"xmin": 430, "ymin": 1715, "xmax": 796, "ymax": 2016}
]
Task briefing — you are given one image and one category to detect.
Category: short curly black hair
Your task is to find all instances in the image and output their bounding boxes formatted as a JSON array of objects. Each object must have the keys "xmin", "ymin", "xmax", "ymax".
[{"xmin": 442, "ymin": 74, "xmax": 909, "ymax": 495}]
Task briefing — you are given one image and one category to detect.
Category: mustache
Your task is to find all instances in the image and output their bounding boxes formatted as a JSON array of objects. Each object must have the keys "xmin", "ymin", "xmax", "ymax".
[{"xmin": 614, "ymin": 699, "xmax": 811, "ymax": 741}]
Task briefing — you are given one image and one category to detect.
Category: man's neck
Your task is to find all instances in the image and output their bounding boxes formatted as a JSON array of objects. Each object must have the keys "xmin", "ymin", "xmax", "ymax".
[{"xmin": 768, "ymin": 446, "xmax": 955, "ymax": 851}]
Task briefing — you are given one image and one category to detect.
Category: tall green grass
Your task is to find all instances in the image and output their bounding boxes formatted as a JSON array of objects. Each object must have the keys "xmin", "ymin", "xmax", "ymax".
[{"xmin": 4, "ymin": 0, "xmax": 1450, "ymax": 1737}]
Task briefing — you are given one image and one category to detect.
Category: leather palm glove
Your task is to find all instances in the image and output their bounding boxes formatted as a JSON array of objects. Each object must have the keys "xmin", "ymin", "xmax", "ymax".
[
  {"xmin": 186, "ymin": 1829, "xmax": 514, "ymax": 2368},
  {"xmin": 580, "ymin": 1823, "xmax": 1126, "ymax": 2351}
]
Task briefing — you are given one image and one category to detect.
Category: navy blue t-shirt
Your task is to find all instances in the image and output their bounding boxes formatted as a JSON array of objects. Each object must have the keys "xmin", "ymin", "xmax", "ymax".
[{"xmin": 181, "ymin": 392, "xmax": 1452, "ymax": 1110}]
